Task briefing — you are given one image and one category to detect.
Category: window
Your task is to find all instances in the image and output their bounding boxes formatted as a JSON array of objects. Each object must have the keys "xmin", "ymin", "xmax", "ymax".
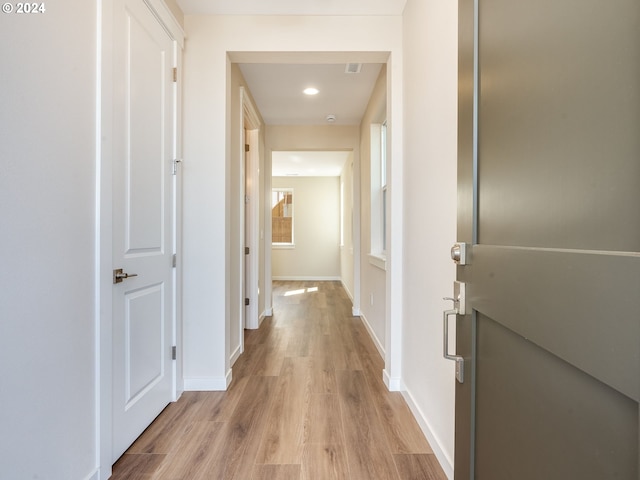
[
  {"xmin": 381, "ymin": 121, "xmax": 387, "ymax": 253},
  {"xmin": 272, "ymin": 188, "xmax": 294, "ymax": 245},
  {"xmin": 369, "ymin": 122, "xmax": 387, "ymax": 269},
  {"xmin": 340, "ymin": 178, "xmax": 345, "ymax": 247}
]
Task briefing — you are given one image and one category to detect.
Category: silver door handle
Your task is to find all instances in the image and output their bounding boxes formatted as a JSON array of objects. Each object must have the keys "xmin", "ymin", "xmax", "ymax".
[
  {"xmin": 113, "ymin": 268, "xmax": 138, "ymax": 284},
  {"xmin": 443, "ymin": 308, "xmax": 465, "ymax": 383}
]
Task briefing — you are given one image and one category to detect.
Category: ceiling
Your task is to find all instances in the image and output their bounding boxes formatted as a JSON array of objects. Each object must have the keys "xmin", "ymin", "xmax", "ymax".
[
  {"xmin": 272, "ymin": 151, "xmax": 351, "ymax": 177},
  {"xmin": 238, "ymin": 63, "xmax": 383, "ymax": 126},
  {"xmin": 240, "ymin": 62, "xmax": 377, "ymax": 176},
  {"xmin": 239, "ymin": 62, "xmax": 379, "ymax": 176},
  {"xmin": 176, "ymin": 0, "xmax": 407, "ymax": 16}
]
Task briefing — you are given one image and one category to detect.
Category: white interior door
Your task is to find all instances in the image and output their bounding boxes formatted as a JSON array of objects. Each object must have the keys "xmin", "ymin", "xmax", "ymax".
[{"xmin": 112, "ymin": 0, "xmax": 175, "ymax": 462}]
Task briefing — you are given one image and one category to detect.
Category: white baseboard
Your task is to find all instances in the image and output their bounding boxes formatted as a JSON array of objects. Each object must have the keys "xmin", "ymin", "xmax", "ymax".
[
  {"xmin": 264, "ymin": 307, "xmax": 273, "ymax": 317},
  {"xmin": 339, "ymin": 279, "xmax": 361, "ymax": 317},
  {"xmin": 184, "ymin": 370, "xmax": 231, "ymax": 391},
  {"xmin": 230, "ymin": 343, "xmax": 242, "ymax": 366},
  {"xmin": 341, "ymin": 279, "xmax": 354, "ymax": 301},
  {"xmin": 383, "ymin": 368, "xmax": 402, "ymax": 391},
  {"xmin": 272, "ymin": 276, "xmax": 341, "ymax": 281},
  {"xmin": 401, "ymin": 386, "xmax": 454, "ymax": 480},
  {"xmin": 84, "ymin": 468, "xmax": 100, "ymax": 480},
  {"xmin": 359, "ymin": 312, "xmax": 385, "ymax": 358}
]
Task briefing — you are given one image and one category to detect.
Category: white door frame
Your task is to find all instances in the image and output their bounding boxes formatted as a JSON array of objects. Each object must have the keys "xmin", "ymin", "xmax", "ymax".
[
  {"xmin": 98, "ymin": 1, "xmax": 184, "ymax": 478},
  {"xmin": 241, "ymin": 87, "xmax": 261, "ymax": 332}
]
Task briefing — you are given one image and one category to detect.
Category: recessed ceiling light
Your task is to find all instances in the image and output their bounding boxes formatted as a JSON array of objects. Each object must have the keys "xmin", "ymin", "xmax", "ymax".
[{"xmin": 303, "ymin": 87, "xmax": 319, "ymax": 96}]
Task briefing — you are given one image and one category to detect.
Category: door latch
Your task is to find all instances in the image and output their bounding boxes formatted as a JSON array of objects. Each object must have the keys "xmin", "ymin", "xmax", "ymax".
[{"xmin": 113, "ymin": 268, "xmax": 138, "ymax": 284}]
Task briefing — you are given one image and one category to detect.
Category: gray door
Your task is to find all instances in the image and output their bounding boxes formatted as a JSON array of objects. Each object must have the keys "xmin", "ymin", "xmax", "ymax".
[{"xmin": 455, "ymin": 1, "xmax": 640, "ymax": 478}]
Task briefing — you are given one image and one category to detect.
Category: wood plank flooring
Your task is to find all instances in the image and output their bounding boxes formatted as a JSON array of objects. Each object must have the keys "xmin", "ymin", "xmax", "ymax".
[{"xmin": 111, "ymin": 280, "xmax": 447, "ymax": 480}]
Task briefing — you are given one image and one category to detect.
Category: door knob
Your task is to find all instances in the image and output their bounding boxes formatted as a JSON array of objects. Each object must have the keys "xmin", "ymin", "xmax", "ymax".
[{"xmin": 113, "ymin": 268, "xmax": 138, "ymax": 284}]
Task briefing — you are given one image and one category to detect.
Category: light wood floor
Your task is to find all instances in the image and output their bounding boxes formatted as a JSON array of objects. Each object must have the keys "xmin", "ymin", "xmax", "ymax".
[{"xmin": 112, "ymin": 280, "xmax": 447, "ymax": 480}]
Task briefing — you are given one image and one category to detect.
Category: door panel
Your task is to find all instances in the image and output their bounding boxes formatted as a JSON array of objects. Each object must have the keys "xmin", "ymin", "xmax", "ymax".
[
  {"xmin": 456, "ymin": 0, "xmax": 640, "ymax": 478},
  {"xmin": 476, "ymin": 314, "xmax": 638, "ymax": 480},
  {"xmin": 112, "ymin": 0, "xmax": 174, "ymax": 462},
  {"xmin": 477, "ymin": 0, "xmax": 640, "ymax": 252},
  {"xmin": 471, "ymin": 246, "xmax": 639, "ymax": 401},
  {"xmin": 125, "ymin": 284, "xmax": 164, "ymax": 404}
]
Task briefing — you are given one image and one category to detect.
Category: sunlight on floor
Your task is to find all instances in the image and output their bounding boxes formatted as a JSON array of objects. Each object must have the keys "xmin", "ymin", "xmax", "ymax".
[{"xmin": 284, "ymin": 286, "xmax": 319, "ymax": 296}]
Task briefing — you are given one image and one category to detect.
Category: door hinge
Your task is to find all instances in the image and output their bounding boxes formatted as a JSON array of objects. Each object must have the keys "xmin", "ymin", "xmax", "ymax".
[
  {"xmin": 245, "ymin": 247, "xmax": 250, "ymax": 255},
  {"xmin": 245, "ymin": 144, "xmax": 250, "ymax": 152},
  {"xmin": 172, "ymin": 158, "xmax": 182, "ymax": 175},
  {"xmin": 172, "ymin": 254, "xmax": 177, "ymax": 268},
  {"xmin": 171, "ymin": 345, "xmax": 177, "ymax": 360},
  {"xmin": 172, "ymin": 67, "xmax": 178, "ymax": 83},
  {"xmin": 245, "ymin": 298, "xmax": 250, "ymax": 306}
]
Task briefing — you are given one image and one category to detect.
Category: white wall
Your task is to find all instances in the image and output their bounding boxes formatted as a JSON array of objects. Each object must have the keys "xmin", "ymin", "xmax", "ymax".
[
  {"xmin": 0, "ymin": 2, "xmax": 99, "ymax": 479},
  {"xmin": 340, "ymin": 152, "xmax": 355, "ymax": 299},
  {"xmin": 181, "ymin": 21, "xmax": 230, "ymax": 390},
  {"xmin": 272, "ymin": 176, "xmax": 341, "ymax": 280},
  {"xmin": 359, "ymin": 66, "xmax": 388, "ymax": 357},
  {"xmin": 401, "ymin": 0, "xmax": 458, "ymax": 477}
]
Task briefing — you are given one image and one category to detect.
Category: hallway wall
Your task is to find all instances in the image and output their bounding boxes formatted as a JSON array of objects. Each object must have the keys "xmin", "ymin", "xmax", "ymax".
[
  {"xmin": 340, "ymin": 152, "xmax": 355, "ymax": 299},
  {"xmin": 0, "ymin": 1, "xmax": 98, "ymax": 479},
  {"xmin": 359, "ymin": 65, "xmax": 388, "ymax": 357},
  {"xmin": 271, "ymin": 176, "xmax": 341, "ymax": 280},
  {"xmin": 401, "ymin": 0, "xmax": 459, "ymax": 477}
]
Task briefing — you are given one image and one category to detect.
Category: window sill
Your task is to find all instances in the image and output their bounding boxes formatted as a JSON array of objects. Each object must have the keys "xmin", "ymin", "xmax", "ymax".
[
  {"xmin": 368, "ymin": 253, "xmax": 387, "ymax": 271},
  {"xmin": 273, "ymin": 244, "xmax": 295, "ymax": 250}
]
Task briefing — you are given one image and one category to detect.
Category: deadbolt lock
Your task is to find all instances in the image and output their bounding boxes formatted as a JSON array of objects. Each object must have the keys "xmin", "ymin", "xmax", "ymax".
[{"xmin": 451, "ymin": 243, "xmax": 468, "ymax": 265}]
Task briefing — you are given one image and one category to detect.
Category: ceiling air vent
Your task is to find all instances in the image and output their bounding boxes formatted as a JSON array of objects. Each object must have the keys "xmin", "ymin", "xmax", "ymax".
[{"xmin": 345, "ymin": 63, "xmax": 362, "ymax": 74}]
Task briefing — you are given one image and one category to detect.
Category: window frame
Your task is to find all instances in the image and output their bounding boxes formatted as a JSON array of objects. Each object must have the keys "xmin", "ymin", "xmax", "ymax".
[{"xmin": 271, "ymin": 187, "xmax": 295, "ymax": 247}]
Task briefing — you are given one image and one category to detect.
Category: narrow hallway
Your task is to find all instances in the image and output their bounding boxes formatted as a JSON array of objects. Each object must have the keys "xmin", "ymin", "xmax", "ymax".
[{"xmin": 112, "ymin": 281, "xmax": 447, "ymax": 479}]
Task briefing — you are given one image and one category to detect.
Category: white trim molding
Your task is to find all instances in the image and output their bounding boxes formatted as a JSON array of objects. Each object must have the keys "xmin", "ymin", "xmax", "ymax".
[
  {"xmin": 359, "ymin": 312, "xmax": 385, "ymax": 358},
  {"xmin": 383, "ymin": 369, "xmax": 402, "ymax": 391},
  {"xmin": 184, "ymin": 370, "xmax": 232, "ymax": 391},
  {"xmin": 230, "ymin": 343, "xmax": 243, "ymax": 367},
  {"xmin": 143, "ymin": 0, "xmax": 185, "ymax": 48},
  {"xmin": 83, "ymin": 469, "xmax": 100, "ymax": 480},
  {"xmin": 272, "ymin": 276, "xmax": 341, "ymax": 281},
  {"xmin": 401, "ymin": 387, "xmax": 454, "ymax": 480},
  {"xmin": 368, "ymin": 253, "xmax": 387, "ymax": 271}
]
